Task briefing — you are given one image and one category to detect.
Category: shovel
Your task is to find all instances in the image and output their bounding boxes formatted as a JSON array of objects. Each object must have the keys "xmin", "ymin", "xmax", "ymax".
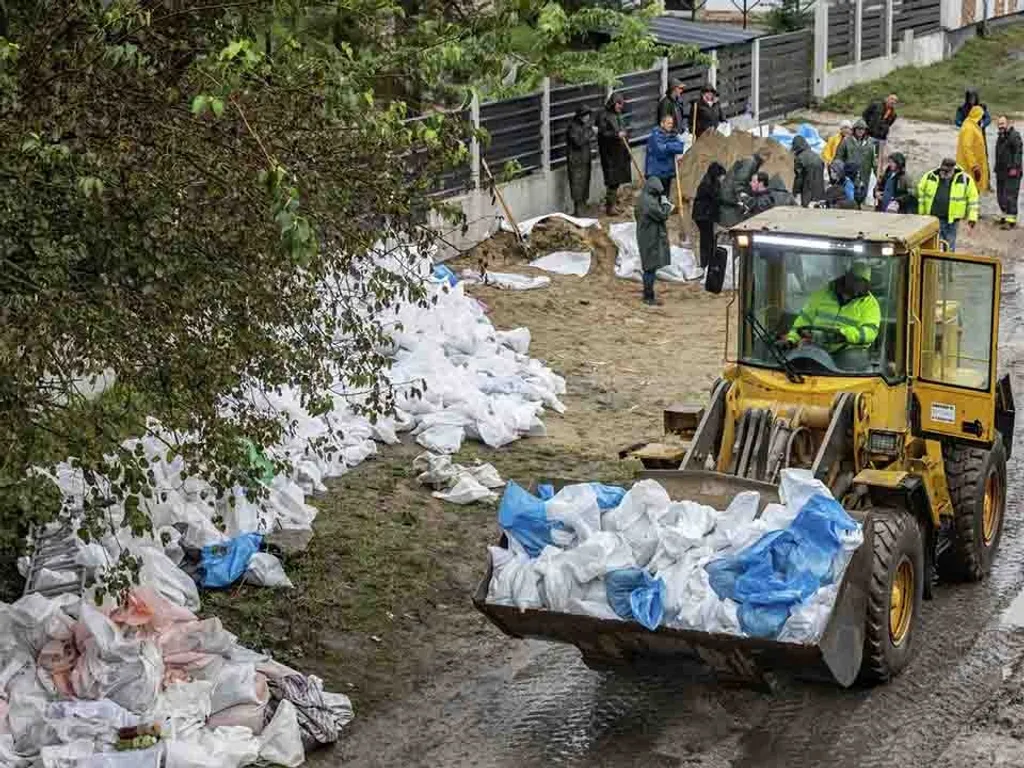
[{"xmin": 481, "ymin": 158, "xmax": 530, "ymax": 259}]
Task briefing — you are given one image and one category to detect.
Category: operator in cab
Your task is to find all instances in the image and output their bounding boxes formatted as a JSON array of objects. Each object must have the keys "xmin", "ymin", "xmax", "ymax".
[{"xmin": 780, "ymin": 261, "xmax": 881, "ymax": 365}]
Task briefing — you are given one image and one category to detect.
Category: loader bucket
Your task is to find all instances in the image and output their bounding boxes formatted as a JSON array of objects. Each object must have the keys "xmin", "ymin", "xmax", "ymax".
[{"xmin": 473, "ymin": 470, "xmax": 873, "ymax": 688}]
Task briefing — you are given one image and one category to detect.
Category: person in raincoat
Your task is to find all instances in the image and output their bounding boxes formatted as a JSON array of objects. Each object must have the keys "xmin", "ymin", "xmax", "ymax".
[
  {"xmin": 995, "ymin": 115, "xmax": 1023, "ymax": 228},
  {"xmin": 874, "ymin": 152, "xmax": 915, "ymax": 213},
  {"xmin": 835, "ymin": 119, "xmax": 876, "ymax": 205},
  {"xmin": 792, "ymin": 135, "xmax": 825, "ymax": 206},
  {"xmin": 692, "ymin": 162, "xmax": 726, "ymax": 269},
  {"xmin": 955, "ymin": 89, "xmax": 992, "ymax": 133},
  {"xmin": 635, "ymin": 176, "xmax": 673, "ymax": 306},
  {"xmin": 565, "ymin": 105, "xmax": 594, "ymax": 217},
  {"xmin": 956, "ymin": 105, "xmax": 990, "ymax": 193},
  {"xmin": 596, "ymin": 93, "xmax": 632, "ymax": 215},
  {"xmin": 822, "ymin": 120, "xmax": 852, "ymax": 165},
  {"xmin": 645, "ymin": 112, "xmax": 687, "ymax": 197}
]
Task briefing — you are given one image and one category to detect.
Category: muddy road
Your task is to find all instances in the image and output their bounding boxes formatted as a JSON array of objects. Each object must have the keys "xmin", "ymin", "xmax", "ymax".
[{"xmin": 317, "ymin": 118, "xmax": 1024, "ymax": 767}]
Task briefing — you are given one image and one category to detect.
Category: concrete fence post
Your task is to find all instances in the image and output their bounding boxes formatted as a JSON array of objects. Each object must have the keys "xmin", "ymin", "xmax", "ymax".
[
  {"xmin": 660, "ymin": 56, "xmax": 669, "ymax": 94},
  {"xmin": 855, "ymin": 0, "xmax": 864, "ymax": 62},
  {"xmin": 751, "ymin": 38, "xmax": 761, "ymax": 125},
  {"xmin": 541, "ymin": 77, "xmax": 551, "ymax": 173},
  {"xmin": 885, "ymin": 0, "xmax": 895, "ymax": 56},
  {"xmin": 813, "ymin": 0, "xmax": 830, "ymax": 99},
  {"xmin": 470, "ymin": 93, "xmax": 481, "ymax": 190},
  {"xmin": 708, "ymin": 49, "xmax": 718, "ymax": 88}
]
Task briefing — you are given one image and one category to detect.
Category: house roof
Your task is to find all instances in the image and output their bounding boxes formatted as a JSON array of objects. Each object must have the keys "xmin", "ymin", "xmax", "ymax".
[{"xmin": 646, "ymin": 16, "xmax": 762, "ymax": 50}]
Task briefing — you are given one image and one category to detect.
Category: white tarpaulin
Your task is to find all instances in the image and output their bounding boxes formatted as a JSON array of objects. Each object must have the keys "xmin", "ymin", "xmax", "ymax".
[
  {"xmin": 499, "ymin": 212, "xmax": 600, "ymax": 238},
  {"xmin": 458, "ymin": 269, "xmax": 550, "ymax": 291},
  {"xmin": 527, "ymin": 251, "xmax": 591, "ymax": 277},
  {"xmin": 609, "ymin": 222, "xmax": 703, "ymax": 283}
]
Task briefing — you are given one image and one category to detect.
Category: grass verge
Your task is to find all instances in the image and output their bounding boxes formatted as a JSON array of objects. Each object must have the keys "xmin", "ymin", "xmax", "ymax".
[{"xmin": 822, "ymin": 25, "xmax": 1024, "ymax": 122}]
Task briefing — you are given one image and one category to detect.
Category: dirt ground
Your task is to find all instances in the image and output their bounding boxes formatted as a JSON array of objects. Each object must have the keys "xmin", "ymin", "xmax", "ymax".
[{"xmin": 207, "ymin": 109, "xmax": 1024, "ymax": 767}]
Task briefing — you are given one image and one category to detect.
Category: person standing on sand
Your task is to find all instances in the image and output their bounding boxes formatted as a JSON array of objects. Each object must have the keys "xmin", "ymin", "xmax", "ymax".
[
  {"xmin": 635, "ymin": 176, "xmax": 674, "ymax": 306},
  {"xmin": 692, "ymin": 162, "xmax": 726, "ymax": 270},
  {"xmin": 565, "ymin": 105, "xmax": 594, "ymax": 218},
  {"xmin": 657, "ymin": 78, "xmax": 687, "ymax": 139},
  {"xmin": 995, "ymin": 115, "xmax": 1022, "ymax": 229},
  {"xmin": 956, "ymin": 104, "xmax": 990, "ymax": 194},
  {"xmin": 917, "ymin": 158, "xmax": 979, "ymax": 252},
  {"xmin": 791, "ymin": 135, "xmax": 825, "ymax": 207},
  {"xmin": 645, "ymin": 113, "xmax": 687, "ymax": 199},
  {"xmin": 596, "ymin": 93, "xmax": 632, "ymax": 216},
  {"xmin": 691, "ymin": 85, "xmax": 725, "ymax": 138}
]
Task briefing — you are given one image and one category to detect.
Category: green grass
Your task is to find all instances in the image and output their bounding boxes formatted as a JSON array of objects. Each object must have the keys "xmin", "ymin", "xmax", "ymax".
[{"xmin": 822, "ymin": 25, "xmax": 1024, "ymax": 122}]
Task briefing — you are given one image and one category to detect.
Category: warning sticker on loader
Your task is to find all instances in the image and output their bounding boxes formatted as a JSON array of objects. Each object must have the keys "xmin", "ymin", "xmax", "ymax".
[{"xmin": 931, "ymin": 403, "xmax": 956, "ymax": 424}]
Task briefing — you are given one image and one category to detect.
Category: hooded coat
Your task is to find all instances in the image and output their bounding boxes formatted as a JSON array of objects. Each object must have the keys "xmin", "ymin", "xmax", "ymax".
[
  {"xmin": 836, "ymin": 120, "xmax": 876, "ymax": 185},
  {"xmin": 876, "ymin": 152, "xmax": 914, "ymax": 212},
  {"xmin": 957, "ymin": 105, "xmax": 990, "ymax": 193},
  {"xmin": 955, "ymin": 89, "xmax": 991, "ymax": 131},
  {"xmin": 792, "ymin": 135, "xmax": 826, "ymax": 206},
  {"xmin": 691, "ymin": 96, "xmax": 725, "ymax": 138},
  {"xmin": 565, "ymin": 109, "xmax": 593, "ymax": 204},
  {"xmin": 596, "ymin": 95, "xmax": 632, "ymax": 188},
  {"xmin": 657, "ymin": 88, "xmax": 687, "ymax": 135},
  {"xmin": 995, "ymin": 125, "xmax": 1023, "ymax": 176},
  {"xmin": 863, "ymin": 99, "xmax": 897, "ymax": 140},
  {"xmin": 635, "ymin": 177, "xmax": 672, "ymax": 272},
  {"xmin": 692, "ymin": 162, "xmax": 726, "ymax": 224},
  {"xmin": 718, "ymin": 154, "xmax": 764, "ymax": 226}
]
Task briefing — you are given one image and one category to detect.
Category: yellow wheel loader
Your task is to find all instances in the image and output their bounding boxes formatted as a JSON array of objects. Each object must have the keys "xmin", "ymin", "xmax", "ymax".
[{"xmin": 474, "ymin": 208, "xmax": 1014, "ymax": 686}]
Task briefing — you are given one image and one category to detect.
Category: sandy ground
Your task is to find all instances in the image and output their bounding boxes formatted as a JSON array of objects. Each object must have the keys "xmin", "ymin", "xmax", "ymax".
[{"xmin": 279, "ymin": 113, "xmax": 1024, "ymax": 766}]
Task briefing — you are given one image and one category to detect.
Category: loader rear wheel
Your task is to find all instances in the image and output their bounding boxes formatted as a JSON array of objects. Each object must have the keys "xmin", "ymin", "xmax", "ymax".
[
  {"xmin": 861, "ymin": 510, "xmax": 924, "ymax": 683},
  {"xmin": 939, "ymin": 437, "xmax": 1007, "ymax": 582}
]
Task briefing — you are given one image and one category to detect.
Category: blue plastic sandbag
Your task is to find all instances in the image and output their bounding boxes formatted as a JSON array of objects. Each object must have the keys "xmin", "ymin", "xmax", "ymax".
[
  {"xmin": 591, "ymin": 483, "xmax": 627, "ymax": 510},
  {"xmin": 201, "ymin": 532, "xmax": 263, "ymax": 588},
  {"xmin": 705, "ymin": 493, "xmax": 859, "ymax": 638},
  {"xmin": 536, "ymin": 484, "xmax": 555, "ymax": 501},
  {"xmin": 606, "ymin": 568, "xmax": 666, "ymax": 631},
  {"xmin": 498, "ymin": 481, "xmax": 560, "ymax": 557},
  {"xmin": 432, "ymin": 264, "xmax": 458, "ymax": 287}
]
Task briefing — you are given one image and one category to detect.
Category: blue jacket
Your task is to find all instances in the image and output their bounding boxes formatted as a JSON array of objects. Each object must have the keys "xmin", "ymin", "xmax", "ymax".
[{"xmin": 644, "ymin": 127, "xmax": 686, "ymax": 179}]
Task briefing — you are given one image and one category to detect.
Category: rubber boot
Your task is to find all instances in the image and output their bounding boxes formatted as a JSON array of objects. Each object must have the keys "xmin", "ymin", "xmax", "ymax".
[{"xmin": 605, "ymin": 189, "xmax": 618, "ymax": 216}]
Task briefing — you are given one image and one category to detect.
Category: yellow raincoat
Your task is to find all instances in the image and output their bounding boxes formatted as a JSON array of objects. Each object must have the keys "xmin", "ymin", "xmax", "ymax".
[{"xmin": 956, "ymin": 105, "xmax": 990, "ymax": 193}]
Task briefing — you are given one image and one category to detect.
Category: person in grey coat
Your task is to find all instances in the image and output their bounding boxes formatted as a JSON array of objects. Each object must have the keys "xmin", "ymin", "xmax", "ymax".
[
  {"xmin": 565, "ymin": 106, "xmax": 593, "ymax": 217},
  {"xmin": 635, "ymin": 176, "xmax": 673, "ymax": 306},
  {"xmin": 791, "ymin": 135, "xmax": 825, "ymax": 206}
]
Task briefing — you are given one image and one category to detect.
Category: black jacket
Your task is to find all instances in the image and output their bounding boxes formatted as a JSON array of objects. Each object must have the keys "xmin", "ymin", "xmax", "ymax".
[
  {"xmin": 596, "ymin": 99, "xmax": 632, "ymax": 187},
  {"xmin": 691, "ymin": 99, "xmax": 725, "ymax": 138},
  {"xmin": 995, "ymin": 127, "xmax": 1023, "ymax": 175},
  {"xmin": 718, "ymin": 154, "xmax": 764, "ymax": 226},
  {"xmin": 792, "ymin": 136, "xmax": 825, "ymax": 206},
  {"xmin": 748, "ymin": 174, "xmax": 796, "ymax": 216},
  {"xmin": 657, "ymin": 94, "xmax": 687, "ymax": 134},
  {"xmin": 692, "ymin": 162, "xmax": 726, "ymax": 224},
  {"xmin": 565, "ymin": 115, "xmax": 593, "ymax": 203},
  {"xmin": 863, "ymin": 101, "xmax": 897, "ymax": 140}
]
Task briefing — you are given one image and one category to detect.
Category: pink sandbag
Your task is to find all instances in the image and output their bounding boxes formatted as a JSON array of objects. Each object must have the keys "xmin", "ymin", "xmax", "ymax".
[
  {"xmin": 37, "ymin": 637, "xmax": 78, "ymax": 697},
  {"xmin": 111, "ymin": 587, "xmax": 196, "ymax": 633}
]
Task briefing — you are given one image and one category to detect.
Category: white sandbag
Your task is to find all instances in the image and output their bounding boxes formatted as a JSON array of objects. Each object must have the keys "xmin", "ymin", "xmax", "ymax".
[
  {"xmin": 415, "ymin": 423, "xmax": 465, "ymax": 454},
  {"xmin": 528, "ymin": 251, "xmax": 591, "ymax": 277},
  {"xmin": 778, "ymin": 583, "xmax": 839, "ymax": 644},
  {"xmin": 164, "ymin": 726, "xmax": 260, "ymax": 768},
  {"xmin": 138, "ymin": 548, "xmax": 200, "ymax": 612},
  {"xmin": 658, "ymin": 500, "xmax": 717, "ymax": 539},
  {"xmin": 534, "ymin": 533, "xmax": 635, "ymax": 612},
  {"xmin": 44, "ymin": 699, "xmax": 138, "ymax": 746},
  {"xmin": 460, "ymin": 269, "xmax": 550, "ymax": 291},
  {"xmin": 78, "ymin": 747, "xmax": 162, "ymax": 768},
  {"xmin": 501, "ymin": 211, "xmax": 600, "ymax": 237},
  {"xmin": 495, "ymin": 327, "xmax": 531, "ymax": 354},
  {"xmin": 545, "ymin": 484, "xmax": 601, "ymax": 543},
  {"xmin": 708, "ymin": 491, "xmax": 762, "ymax": 552},
  {"xmin": 432, "ymin": 474, "xmax": 496, "ymax": 505},
  {"xmin": 779, "ymin": 469, "xmax": 832, "ymax": 519},
  {"xmin": 40, "ymin": 739, "xmax": 93, "ymax": 768},
  {"xmin": 154, "ymin": 680, "xmax": 214, "ymax": 740},
  {"xmin": 210, "ymin": 663, "xmax": 261, "ymax": 714},
  {"xmin": 466, "ymin": 463, "xmax": 504, "ymax": 489},
  {"xmin": 601, "ymin": 479, "xmax": 671, "ymax": 567},
  {"xmin": 0, "ymin": 735, "xmax": 31, "ymax": 768},
  {"xmin": 258, "ymin": 700, "xmax": 304, "ymax": 768},
  {"xmin": 244, "ymin": 553, "xmax": 294, "ymax": 589},
  {"xmin": 32, "ymin": 567, "xmax": 79, "ymax": 591},
  {"xmin": 564, "ymin": 598, "xmax": 622, "ymax": 621},
  {"xmin": 486, "ymin": 546, "xmax": 542, "ymax": 609}
]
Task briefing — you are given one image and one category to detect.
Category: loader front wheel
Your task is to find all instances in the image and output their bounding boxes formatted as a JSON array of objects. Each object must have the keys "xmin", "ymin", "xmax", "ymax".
[
  {"xmin": 861, "ymin": 510, "xmax": 924, "ymax": 683},
  {"xmin": 940, "ymin": 437, "xmax": 1008, "ymax": 582}
]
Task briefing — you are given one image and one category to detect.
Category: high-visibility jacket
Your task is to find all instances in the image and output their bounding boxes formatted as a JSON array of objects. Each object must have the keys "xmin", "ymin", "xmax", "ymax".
[
  {"xmin": 917, "ymin": 167, "xmax": 979, "ymax": 224},
  {"xmin": 787, "ymin": 283, "xmax": 882, "ymax": 350}
]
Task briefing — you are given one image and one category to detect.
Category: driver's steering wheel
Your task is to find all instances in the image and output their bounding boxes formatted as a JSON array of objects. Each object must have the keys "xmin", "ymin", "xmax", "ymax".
[{"xmin": 783, "ymin": 325, "xmax": 847, "ymax": 348}]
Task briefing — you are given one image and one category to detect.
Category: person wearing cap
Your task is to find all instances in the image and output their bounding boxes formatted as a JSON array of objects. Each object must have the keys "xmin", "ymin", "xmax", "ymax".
[
  {"xmin": 875, "ymin": 152, "xmax": 914, "ymax": 213},
  {"xmin": 596, "ymin": 92, "xmax": 632, "ymax": 215},
  {"xmin": 917, "ymin": 158, "xmax": 979, "ymax": 251},
  {"xmin": 783, "ymin": 262, "xmax": 881, "ymax": 356},
  {"xmin": 691, "ymin": 84, "xmax": 725, "ymax": 139},
  {"xmin": 657, "ymin": 78, "xmax": 687, "ymax": 139},
  {"xmin": 835, "ymin": 119, "xmax": 876, "ymax": 206},
  {"xmin": 822, "ymin": 120, "xmax": 852, "ymax": 165},
  {"xmin": 565, "ymin": 105, "xmax": 594, "ymax": 217}
]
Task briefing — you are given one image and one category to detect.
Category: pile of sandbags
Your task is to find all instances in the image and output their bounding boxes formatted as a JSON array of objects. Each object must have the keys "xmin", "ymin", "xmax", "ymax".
[
  {"xmin": 486, "ymin": 469, "xmax": 863, "ymax": 643},
  {"xmin": 0, "ymin": 586, "xmax": 352, "ymax": 767}
]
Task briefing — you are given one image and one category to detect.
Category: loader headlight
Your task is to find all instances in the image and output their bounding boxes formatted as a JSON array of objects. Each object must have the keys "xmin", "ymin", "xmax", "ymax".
[{"xmin": 868, "ymin": 430, "xmax": 902, "ymax": 456}]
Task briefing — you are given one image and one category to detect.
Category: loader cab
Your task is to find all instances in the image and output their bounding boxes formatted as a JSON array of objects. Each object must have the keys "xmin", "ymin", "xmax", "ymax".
[{"xmin": 737, "ymin": 232, "xmax": 908, "ymax": 382}]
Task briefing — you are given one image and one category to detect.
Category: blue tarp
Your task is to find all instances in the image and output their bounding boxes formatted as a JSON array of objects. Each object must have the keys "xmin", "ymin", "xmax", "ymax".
[
  {"xmin": 201, "ymin": 532, "xmax": 263, "ymax": 588},
  {"xmin": 606, "ymin": 568, "xmax": 666, "ymax": 631},
  {"xmin": 706, "ymin": 494, "xmax": 859, "ymax": 638},
  {"xmin": 504, "ymin": 482, "xmax": 627, "ymax": 556},
  {"xmin": 769, "ymin": 123, "xmax": 826, "ymax": 155},
  {"xmin": 432, "ymin": 264, "xmax": 458, "ymax": 287}
]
